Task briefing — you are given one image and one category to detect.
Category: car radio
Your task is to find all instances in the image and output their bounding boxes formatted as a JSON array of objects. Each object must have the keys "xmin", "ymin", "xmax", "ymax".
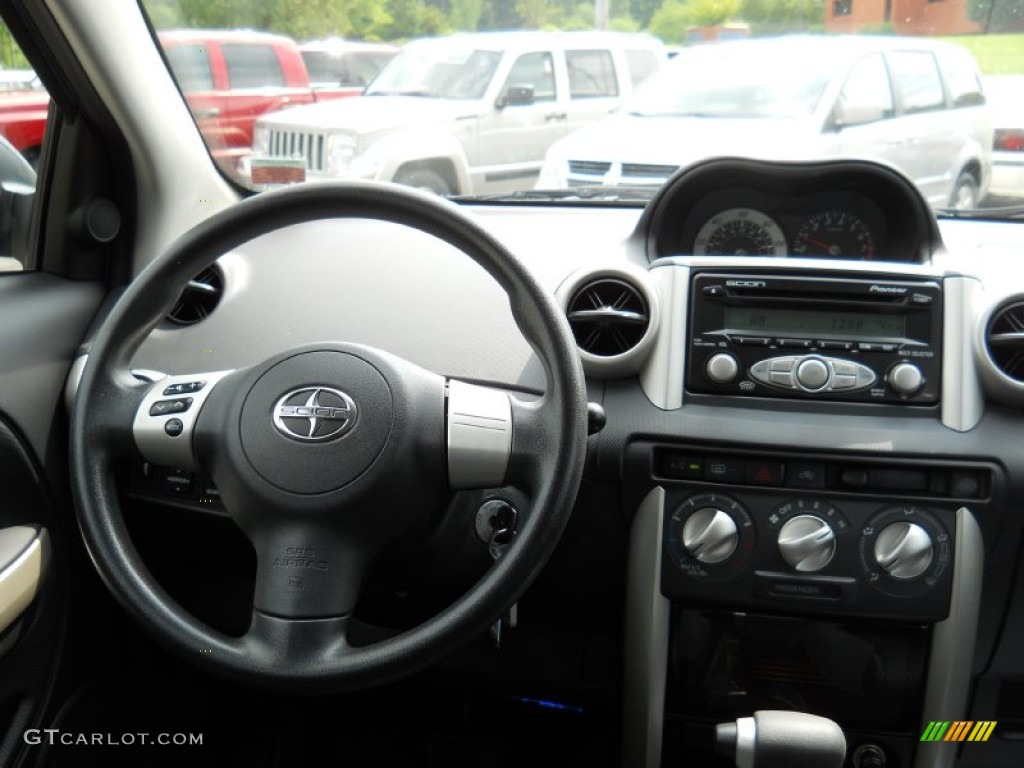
[{"xmin": 687, "ymin": 273, "xmax": 942, "ymax": 404}]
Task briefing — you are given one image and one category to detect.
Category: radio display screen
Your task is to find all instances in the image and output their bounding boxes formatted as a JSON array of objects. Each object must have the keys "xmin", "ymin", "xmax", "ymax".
[{"xmin": 725, "ymin": 307, "xmax": 906, "ymax": 338}]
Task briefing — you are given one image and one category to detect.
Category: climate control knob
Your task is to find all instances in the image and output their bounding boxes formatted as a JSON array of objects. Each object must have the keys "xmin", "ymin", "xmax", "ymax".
[
  {"xmin": 706, "ymin": 353, "xmax": 740, "ymax": 385},
  {"xmin": 778, "ymin": 515, "xmax": 836, "ymax": 572},
  {"xmin": 682, "ymin": 507, "xmax": 739, "ymax": 564},
  {"xmin": 887, "ymin": 362, "xmax": 924, "ymax": 396},
  {"xmin": 874, "ymin": 522, "xmax": 933, "ymax": 579}
]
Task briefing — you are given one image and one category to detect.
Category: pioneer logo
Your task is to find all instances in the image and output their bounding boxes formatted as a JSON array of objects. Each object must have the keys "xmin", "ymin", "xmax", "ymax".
[
  {"xmin": 726, "ymin": 280, "xmax": 767, "ymax": 288},
  {"xmin": 869, "ymin": 285, "xmax": 908, "ymax": 295}
]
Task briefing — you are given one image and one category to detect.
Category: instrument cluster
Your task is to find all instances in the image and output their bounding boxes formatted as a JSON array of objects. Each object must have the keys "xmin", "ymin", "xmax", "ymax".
[{"xmin": 685, "ymin": 189, "xmax": 888, "ymax": 260}]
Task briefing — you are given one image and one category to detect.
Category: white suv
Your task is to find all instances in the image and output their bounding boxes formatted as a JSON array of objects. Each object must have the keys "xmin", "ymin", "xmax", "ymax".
[
  {"xmin": 538, "ymin": 36, "xmax": 993, "ymax": 209},
  {"xmin": 250, "ymin": 30, "xmax": 667, "ymax": 195}
]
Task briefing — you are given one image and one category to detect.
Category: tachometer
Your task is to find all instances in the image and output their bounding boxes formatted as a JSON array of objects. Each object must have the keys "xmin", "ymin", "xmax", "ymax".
[
  {"xmin": 693, "ymin": 208, "xmax": 788, "ymax": 256},
  {"xmin": 791, "ymin": 210, "xmax": 877, "ymax": 259}
]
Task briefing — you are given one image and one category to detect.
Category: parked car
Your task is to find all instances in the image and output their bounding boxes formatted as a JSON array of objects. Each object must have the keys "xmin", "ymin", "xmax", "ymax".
[
  {"xmin": 300, "ymin": 38, "xmax": 398, "ymax": 99},
  {"xmin": 538, "ymin": 35, "xmax": 993, "ymax": 210},
  {"xmin": 0, "ymin": 86, "xmax": 47, "ymax": 165},
  {"xmin": 984, "ymin": 74, "xmax": 1024, "ymax": 202},
  {"xmin": 249, "ymin": 30, "xmax": 668, "ymax": 194}
]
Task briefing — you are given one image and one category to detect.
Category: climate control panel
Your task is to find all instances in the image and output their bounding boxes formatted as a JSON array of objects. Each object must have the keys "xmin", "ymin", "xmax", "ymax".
[{"xmin": 661, "ymin": 490, "xmax": 955, "ymax": 622}]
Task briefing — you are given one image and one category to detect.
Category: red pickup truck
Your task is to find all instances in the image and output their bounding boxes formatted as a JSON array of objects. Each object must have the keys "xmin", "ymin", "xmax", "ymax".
[{"xmin": 0, "ymin": 30, "xmax": 394, "ymax": 171}]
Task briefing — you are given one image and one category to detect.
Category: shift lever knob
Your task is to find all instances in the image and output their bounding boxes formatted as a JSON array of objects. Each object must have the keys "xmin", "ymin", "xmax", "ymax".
[{"xmin": 715, "ymin": 710, "xmax": 846, "ymax": 768}]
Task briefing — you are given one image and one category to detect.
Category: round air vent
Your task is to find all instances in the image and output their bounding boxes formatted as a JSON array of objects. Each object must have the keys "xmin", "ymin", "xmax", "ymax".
[
  {"xmin": 558, "ymin": 267, "xmax": 658, "ymax": 377},
  {"xmin": 985, "ymin": 301, "xmax": 1024, "ymax": 382},
  {"xmin": 168, "ymin": 266, "xmax": 224, "ymax": 325}
]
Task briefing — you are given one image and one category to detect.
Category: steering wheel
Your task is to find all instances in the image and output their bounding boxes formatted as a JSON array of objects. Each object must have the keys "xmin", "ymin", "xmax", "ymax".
[{"xmin": 70, "ymin": 182, "xmax": 587, "ymax": 691}]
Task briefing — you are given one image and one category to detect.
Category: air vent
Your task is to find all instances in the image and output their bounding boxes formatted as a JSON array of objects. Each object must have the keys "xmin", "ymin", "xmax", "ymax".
[
  {"xmin": 168, "ymin": 266, "xmax": 224, "ymax": 326},
  {"xmin": 567, "ymin": 278, "xmax": 650, "ymax": 357},
  {"xmin": 986, "ymin": 301, "xmax": 1024, "ymax": 382}
]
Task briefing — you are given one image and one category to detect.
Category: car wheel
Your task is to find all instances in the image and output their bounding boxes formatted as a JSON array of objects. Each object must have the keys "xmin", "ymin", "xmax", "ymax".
[
  {"xmin": 394, "ymin": 167, "xmax": 453, "ymax": 196},
  {"xmin": 69, "ymin": 181, "xmax": 587, "ymax": 693},
  {"xmin": 950, "ymin": 172, "xmax": 979, "ymax": 210}
]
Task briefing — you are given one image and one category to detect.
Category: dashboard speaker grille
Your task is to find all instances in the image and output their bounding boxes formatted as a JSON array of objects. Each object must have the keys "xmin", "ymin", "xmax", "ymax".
[
  {"xmin": 566, "ymin": 277, "xmax": 650, "ymax": 357},
  {"xmin": 986, "ymin": 301, "xmax": 1024, "ymax": 382},
  {"xmin": 168, "ymin": 266, "xmax": 224, "ymax": 326}
]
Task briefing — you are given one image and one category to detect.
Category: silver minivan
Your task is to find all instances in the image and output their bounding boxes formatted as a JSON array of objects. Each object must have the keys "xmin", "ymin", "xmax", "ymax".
[{"xmin": 538, "ymin": 36, "xmax": 993, "ymax": 209}]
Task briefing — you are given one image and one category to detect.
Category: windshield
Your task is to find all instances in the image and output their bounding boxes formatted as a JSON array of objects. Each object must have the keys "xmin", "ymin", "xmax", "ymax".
[
  {"xmin": 365, "ymin": 45, "xmax": 502, "ymax": 99},
  {"xmin": 626, "ymin": 44, "xmax": 839, "ymax": 119},
  {"xmin": 135, "ymin": 0, "xmax": 1021, "ymax": 217}
]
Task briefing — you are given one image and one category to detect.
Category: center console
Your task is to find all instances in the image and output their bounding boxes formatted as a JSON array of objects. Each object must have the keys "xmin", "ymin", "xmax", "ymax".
[{"xmin": 624, "ymin": 264, "xmax": 990, "ymax": 768}]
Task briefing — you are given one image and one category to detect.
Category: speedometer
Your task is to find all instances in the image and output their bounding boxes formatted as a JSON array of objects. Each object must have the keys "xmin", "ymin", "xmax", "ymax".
[
  {"xmin": 791, "ymin": 210, "xmax": 877, "ymax": 259},
  {"xmin": 693, "ymin": 208, "xmax": 788, "ymax": 256}
]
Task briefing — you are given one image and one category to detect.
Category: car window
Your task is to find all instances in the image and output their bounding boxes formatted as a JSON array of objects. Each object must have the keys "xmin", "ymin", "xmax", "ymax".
[
  {"xmin": 222, "ymin": 44, "xmax": 285, "ymax": 89},
  {"xmin": 164, "ymin": 44, "xmax": 214, "ymax": 92},
  {"xmin": 889, "ymin": 51, "xmax": 946, "ymax": 114},
  {"xmin": 837, "ymin": 54, "xmax": 894, "ymax": 124},
  {"xmin": 566, "ymin": 49, "xmax": 618, "ymax": 99},
  {"xmin": 625, "ymin": 49, "xmax": 659, "ymax": 88},
  {"xmin": 302, "ymin": 50, "xmax": 393, "ymax": 88},
  {"xmin": 502, "ymin": 52, "xmax": 556, "ymax": 102},
  {"xmin": 0, "ymin": 21, "xmax": 38, "ymax": 271},
  {"xmin": 366, "ymin": 45, "xmax": 501, "ymax": 100},
  {"xmin": 939, "ymin": 47, "xmax": 986, "ymax": 108}
]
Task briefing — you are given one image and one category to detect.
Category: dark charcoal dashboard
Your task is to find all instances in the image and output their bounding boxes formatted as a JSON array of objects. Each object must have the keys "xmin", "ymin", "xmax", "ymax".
[{"xmin": 108, "ymin": 158, "xmax": 1024, "ymax": 768}]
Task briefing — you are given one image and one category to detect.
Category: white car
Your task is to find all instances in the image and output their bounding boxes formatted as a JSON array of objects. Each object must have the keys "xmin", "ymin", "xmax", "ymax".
[
  {"xmin": 984, "ymin": 75, "xmax": 1024, "ymax": 201},
  {"xmin": 250, "ymin": 30, "xmax": 667, "ymax": 195},
  {"xmin": 538, "ymin": 36, "xmax": 993, "ymax": 210}
]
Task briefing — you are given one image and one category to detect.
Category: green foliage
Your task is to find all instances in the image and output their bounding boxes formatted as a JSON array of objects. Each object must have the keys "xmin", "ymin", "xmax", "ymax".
[
  {"xmin": 610, "ymin": 13, "xmax": 642, "ymax": 30},
  {"xmin": 687, "ymin": 0, "xmax": 740, "ymax": 25},
  {"xmin": 0, "ymin": 23, "xmax": 30, "ymax": 69},
  {"xmin": 739, "ymin": 0, "xmax": 822, "ymax": 25},
  {"xmin": 968, "ymin": 0, "xmax": 1024, "ymax": 33},
  {"xmin": 449, "ymin": 0, "xmax": 485, "ymax": 30},
  {"xmin": 648, "ymin": 0, "xmax": 692, "ymax": 41}
]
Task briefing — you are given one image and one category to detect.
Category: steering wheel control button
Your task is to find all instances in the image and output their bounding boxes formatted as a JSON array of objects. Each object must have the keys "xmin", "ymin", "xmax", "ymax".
[
  {"xmin": 706, "ymin": 352, "xmax": 740, "ymax": 384},
  {"xmin": 795, "ymin": 358, "xmax": 830, "ymax": 391},
  {"xmin": 149, "ymin": 397, "xmax": 193, "ymax": 416},
  {"xmin": 160, "ymin": 468, "xmax": 194, "ymax": 496},
  {"xmin": 887, "ymin": 362, "xmax": 924, "ymax": 396},
  {"xmin": 164, "ymin": 418, "xmax": 184, "ymax": 437},
  {"xmin": 447, "ymin": 379, "xmax": 512, "ymax": 489},
  {"xmin": 873, "ymin": 522, "xmax": 934, "ymax": 580},
  {"xmin": 682, "ymin": 507, "xmax": 739, "ymax": 564},
  {"xmin": 778, "ymin": 515, "xmax": 837, "ymax": 572},
  {"xmin": 162, "ymin": 381, "xmax": 206, "ymax": 396}
]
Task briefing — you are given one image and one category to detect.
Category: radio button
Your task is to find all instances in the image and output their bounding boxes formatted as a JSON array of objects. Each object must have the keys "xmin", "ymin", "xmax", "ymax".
[
  {"xmin": 769, "ymin": 357, "xmax": 796, "ymax": 373},
  {"xmin": 831, "ymin": 360, "xmax": 858, "ymax": 376},
  {"xmin": 706, "ymin": 352, "xmax": 740, "ymax": 384},
  {"xmin": 795, "ymin": 358, "xmax": 830, "ymax": 391},
  {"xmin": 777, "ymin": 338, "xmax": 812, "ymax": 348},
  {"xmin": 887, "ymin": 362, "xmax": 924, "ymax": 396},
  {"xmin": 820, "ymin": 341, "xmax": 852, "ymax": 351},
  {"xmin": 734, "ymin": 336, "xmax": 771, "ymax": 346},
  {"xmin": 856, "ymin": 366, "xmax": 878, "ymax": 388},
  {"xmin": 832, "ymin": 374, "xmax": 858, "ymax": 391},
  {"xmin": 770, "ymin": 371, "xmax": 796, "ymax": 388},
  {"xmin": 750, "ymin": 359, "xmax": 772, "ymax": 384}
]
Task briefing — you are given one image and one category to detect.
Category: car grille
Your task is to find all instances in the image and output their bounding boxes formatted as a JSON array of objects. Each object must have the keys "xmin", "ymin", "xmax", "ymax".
[
  {"xmin": 566, "ymin": 160, "xmax": 679, "ymax": 186},
  {"xmin": 267, "ymin": 129, "xmax": 326, "ymax": 172}
]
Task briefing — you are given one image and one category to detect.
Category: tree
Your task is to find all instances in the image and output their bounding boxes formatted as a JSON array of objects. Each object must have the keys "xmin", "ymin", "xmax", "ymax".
[
  {"xmin": 648, "ymin": 0, "xmax": 692, "ymax": 42},
  {"xmin": 968, "ymin": 0, "xmax": 1024, "ymax": 32},
  {"xmin": 740, "ymin": 0, "xmax": 823, "ymax": 31},
  {"xmin": 449, "ymin": 0, "xmax": 485, "ymax": 30}
]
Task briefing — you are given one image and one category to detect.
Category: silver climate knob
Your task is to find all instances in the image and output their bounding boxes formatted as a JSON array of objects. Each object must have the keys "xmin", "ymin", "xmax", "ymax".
[
  {"xmin": 874, "ymin": 522, "xmax": 934, "ymax": 579},
  {"xmin": 706, "ymin": 353, "xmax": 740, "ymax": 385},
  {"xmin": 887, "ymin": 362, "xmax": 924, "ymax": 396},
  {"xmin": 682, "ymin": 507, "xmax": 739, "ymax": 564},
  {"xmin": 778, "ymin": 515, "xmax": 836, "ymax": 572}
]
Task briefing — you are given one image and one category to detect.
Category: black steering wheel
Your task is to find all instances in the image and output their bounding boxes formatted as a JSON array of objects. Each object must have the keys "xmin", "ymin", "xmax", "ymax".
[{"xmin": 70, "ymin": 182, "xmax": 587, "ymax": 691}]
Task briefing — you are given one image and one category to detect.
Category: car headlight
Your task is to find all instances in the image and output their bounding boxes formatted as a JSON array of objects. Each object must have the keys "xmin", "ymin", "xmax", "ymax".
[
  {"xmin": 252, "ymin": 125, "xmax": 269, "ymax": 155},
  {"xmin": 326, "ymin": 132, "xmax": 357, "ymax": 175}
]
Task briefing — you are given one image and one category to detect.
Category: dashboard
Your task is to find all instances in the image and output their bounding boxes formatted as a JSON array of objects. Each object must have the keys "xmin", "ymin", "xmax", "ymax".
[{"xmin": 118, "ymin": 157, "xmax": 1024, "ymax": 768}]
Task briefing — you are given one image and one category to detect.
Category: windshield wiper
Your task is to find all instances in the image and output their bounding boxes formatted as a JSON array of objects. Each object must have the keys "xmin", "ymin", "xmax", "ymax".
[
  {"xmin": 452, "ymin": 185, "xmax": 660, "ymax": 203},
  {"xmin": 935, "ymin": 204, "xmax": 1024, "ymax": 220}
]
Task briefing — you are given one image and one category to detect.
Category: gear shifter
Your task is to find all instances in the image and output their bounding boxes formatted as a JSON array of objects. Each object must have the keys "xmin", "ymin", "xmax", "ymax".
[{"xmin": 715, "ymin": 710, "xmax": 846, "ymax": 768}]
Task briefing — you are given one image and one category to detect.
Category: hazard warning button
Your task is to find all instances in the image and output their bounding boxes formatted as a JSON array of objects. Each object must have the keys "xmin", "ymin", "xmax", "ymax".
[{"xmin": 744, "ymin": 461, "xmax": 785, "ymax": 486}]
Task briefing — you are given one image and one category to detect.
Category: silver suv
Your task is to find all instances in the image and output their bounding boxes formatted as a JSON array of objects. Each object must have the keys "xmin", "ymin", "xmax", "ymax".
[
  {"xmin": 250, "ymin": 30, "xmax": 667, "ymax": 195},
  {"xmin": 539, "ymin": 36, "xmax": 993, "ymax": 209}
]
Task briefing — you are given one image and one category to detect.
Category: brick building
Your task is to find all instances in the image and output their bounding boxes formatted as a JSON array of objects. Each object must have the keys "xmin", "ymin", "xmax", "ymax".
[{"xmin": 826, "ymin": 0, "xmax": 982, "ymax": 35}]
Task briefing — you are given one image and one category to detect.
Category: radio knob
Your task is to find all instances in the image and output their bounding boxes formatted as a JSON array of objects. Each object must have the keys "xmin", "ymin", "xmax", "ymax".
[
  {"xmin": 778, "ymin": 515, "xmax": 836, "ymax": 572},
  {"xmin": 682, "ymin": 507, "xmax": 739, "ymax": 564},
  {"xmin": 887, "ymin": 362, "xmax": 924, "ymax": 396},
  {"xmin": 706, "ymin": 353, "xmax": 740, "ymax": 385},
  {"xmin": 795, "ymin": 357, "xmax": 830, "ymax": 391},
  {"xmin": 874, "ymin": 522, "xmax": 933, "ymax": 579}
]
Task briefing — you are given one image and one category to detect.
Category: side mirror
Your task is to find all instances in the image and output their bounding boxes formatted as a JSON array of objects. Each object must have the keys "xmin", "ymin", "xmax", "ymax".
[
  {"xmin": 833, "ymin": 101, "xmax": 885, "ymax": 130},
  {"xmin": 496, "ymin": 84, "xmax": 535, "ymax": 109}
]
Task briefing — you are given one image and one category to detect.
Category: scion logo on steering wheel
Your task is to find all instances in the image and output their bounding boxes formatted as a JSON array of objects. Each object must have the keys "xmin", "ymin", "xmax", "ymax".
[{"xmin": 272, "ymin": 387, "xmax": 358, "ymax": 442}]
